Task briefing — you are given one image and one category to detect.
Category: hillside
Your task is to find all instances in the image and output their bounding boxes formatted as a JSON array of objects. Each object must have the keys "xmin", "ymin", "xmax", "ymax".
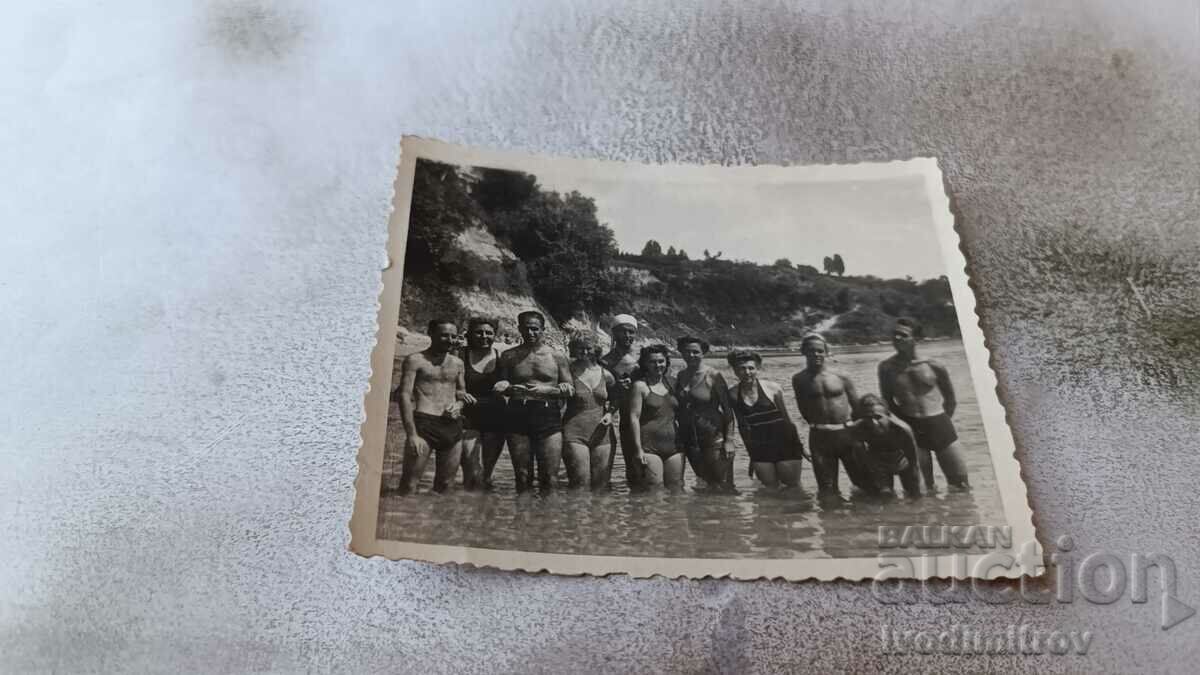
[{"xmin": 397, "ymin": 159, "xmax": 958, "ymax": 349}]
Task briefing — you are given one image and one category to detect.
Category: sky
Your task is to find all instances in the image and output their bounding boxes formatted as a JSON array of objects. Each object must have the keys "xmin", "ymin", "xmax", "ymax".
[{"xmin": 532, "ymin": 171, "xmax": 946, "ymax": 281}]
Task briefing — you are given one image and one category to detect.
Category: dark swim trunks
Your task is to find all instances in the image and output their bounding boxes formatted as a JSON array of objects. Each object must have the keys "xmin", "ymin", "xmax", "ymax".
[
  {"xmin": 504, "ymin": 399, "xmax": 563, "ymax": 439},
  {"xmin": 809, "ymin": 426, "xmax": 869, "ymax": 492},
  {"xmin": 899, "ymin": 412, "xmax": 959, "ymax": 451},
  {"xmin": 463, "ymin": 400, "xmax": 506, "ymax": 434},
  {"xmin": 413, "ymin": 411, "xmax": 464, "ymax": 452}
]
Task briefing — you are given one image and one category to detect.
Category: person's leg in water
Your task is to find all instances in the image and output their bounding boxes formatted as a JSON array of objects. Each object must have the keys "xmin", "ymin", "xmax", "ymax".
[
  {"xmin": 933, "ymin": 440, "xmax": 970, "ymax": 490},
  {"xmin": 639, "ymin": 454, "xmax": 664, "ymax": 488},
  {"xmin": 916, "ymin": 445, "xmax": 936, "ymax": 493},
  {"xmin": 479, "ymin": 432, "xmax": 506, "ymax": 489},
  {"xmin": 535, "ymin": 431, "xmax": 565, "ymax": 489},
  {"xmin": 432, "ymin": 439, "xmax": 463, "ymax": 492},
  {"xmin": 898, "ymin": 461, "xmax": 923, "ymax": 498},
  {"xmin": 776, "ymin": 460, "xmax": 803, "ymax": 488},
  {"xmin": 589, "ymin": 430, "xmax": 616, "ymax": 489},
  {"xmin": 752, "ymin": 462, "xmax": 779, "ymax": 488},
  {"xmin": 506, "ymin": 433, "xmax": 534, "ymax": 492},
  {"xmin": 398, "ymin": 437, "xmax": 432, "ymax": 494},
  {"xmin": 663, "ymin": 453, "xmax": 686, "ymax": 490},
  {"xmin": 702, "ymin": 443, "xmax": 735, "ymax": 491},
  {"xmin": 809, "ymin": 430, "xmax": 840, "ymax": 496},
  {"xmin": 563, "ymin": 441, "xmax": 590, "ymax": 489},
  {"xmin": 460, "ymin": 431, "xmax": 482, "ymax": 491}
]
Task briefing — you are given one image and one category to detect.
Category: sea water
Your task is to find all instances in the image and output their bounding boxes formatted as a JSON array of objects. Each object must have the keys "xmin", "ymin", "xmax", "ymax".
[{"xmin": 377, "ymin": 340, "xmax": 1005, "ymax": 559}]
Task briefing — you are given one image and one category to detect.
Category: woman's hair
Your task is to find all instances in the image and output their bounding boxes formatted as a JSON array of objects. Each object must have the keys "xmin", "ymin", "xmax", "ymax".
[
  {"xmin": 567, "ymin": 331, "xmax": 603, "ymax": 362},
  {"xmin": 517, "ymin": 310, "xmax": 546, "ymax": 327},
  {"xmin": 426, "ymin": 318, "xmax": 456, "ymax": 335},
  {"xmin": 855, "ymin": 393, "xmax": 888, "ymax": 418},
  {"xmin": 466, "ymin": 316, "xmax": 497, "ymax": 333},
  {"xmin": 676, "ymin": 335, "xmax": 710, "ymax": 354},
  {"xmin": 725, "ymin": 349, "xmax": 762, "ymax": 368},
  {"xmin": 636, "ymin": 343, "xmax": 672, "ymax": 377}
]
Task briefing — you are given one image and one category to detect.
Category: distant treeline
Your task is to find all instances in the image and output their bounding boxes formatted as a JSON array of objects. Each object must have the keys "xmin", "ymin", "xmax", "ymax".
[{"xmin": 402, "ymin": 159, "xmax": 958, "ymax": 346}]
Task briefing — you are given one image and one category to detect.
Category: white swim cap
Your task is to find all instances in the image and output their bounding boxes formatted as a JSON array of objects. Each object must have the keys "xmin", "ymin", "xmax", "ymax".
[{"xmin": 612, "ymin": 314, "xmax": 638, "ymax": 329}]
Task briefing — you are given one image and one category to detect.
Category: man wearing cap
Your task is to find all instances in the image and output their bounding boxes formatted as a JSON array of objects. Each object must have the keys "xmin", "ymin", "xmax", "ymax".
[
  {"xmin": 791, "ymin": 333, "xmax": 871, "ymax": 501},
  {"xmin": 600, "ymin": 314, "xmax": 642, "ymax": 485},
  {"xmin": 493, "ymin": 310, "xmax": 574, "ymax": 491}
]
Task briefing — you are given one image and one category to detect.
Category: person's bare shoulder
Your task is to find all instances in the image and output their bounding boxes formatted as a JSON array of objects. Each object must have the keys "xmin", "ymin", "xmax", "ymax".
[
  {"xmin": 791, "ymin": 369, "xmax": 811, "ymax": 388},
  {"xmin": 403, "ymin": 351, "xmax": 430, "ymax": 369},
  {"xmin": 760, "ymin": 379, "xmax": 783, "ymax": 397}
]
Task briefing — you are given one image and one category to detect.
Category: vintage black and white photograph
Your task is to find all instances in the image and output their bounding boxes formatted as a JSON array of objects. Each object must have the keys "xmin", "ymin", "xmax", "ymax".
[{"xmin": 350, "ymin": 138, "xmax": 1037, "ymax": 579}]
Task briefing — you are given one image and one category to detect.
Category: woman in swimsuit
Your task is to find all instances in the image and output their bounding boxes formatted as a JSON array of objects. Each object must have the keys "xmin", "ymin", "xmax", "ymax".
[
  {"xmin": 562, "ymin": 333, "xmax": 617, "ymax": 489},
  {"xmin": 626, "ymin": 344, "xmax": 685, "ymax": 489},
  {"xmin": 726, "ymin": 350, "xmax": 806, "ymax": 489},
  {"xmin": 460, "ymin": 317, "xmax": 511, "ymax": 490},
  {"xmin": 674, "ymin": 336, "xmax": 734, "ymax": 490}
]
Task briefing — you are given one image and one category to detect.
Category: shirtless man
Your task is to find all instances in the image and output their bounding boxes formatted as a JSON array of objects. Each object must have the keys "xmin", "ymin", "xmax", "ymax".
[
  {"xmin": 599, "ymin": 314, "xmax": 641, "ymax": 485},
  {"xmin": 790, "ymin": 334, "xmax": 870, "ymax": 500},
  {"xmin": 851, "ymin": 393, "xmax": 922, "ymax": 499},
  {"xmin": 878, "ymin": 318, "xmax": 970, "ymax": 491},
  {"xmin": 493, "ymin": 310, "xmax": 574, "ymax": 491},
  {"xmin": 395, "ymin": 318, "xmax": 472, "ymax": 493}
]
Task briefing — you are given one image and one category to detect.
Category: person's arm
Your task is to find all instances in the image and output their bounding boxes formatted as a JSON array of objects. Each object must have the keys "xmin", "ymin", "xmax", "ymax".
[
  {"xmin": 492, "ymin": 350, "xmax": 512, "ymax": 394},
  {"xmin": 399, "ymin": 356, "xmax": 429, "ymax": 455},
  {"xmin": 454, "ymin": 357, "xmax": 475, "ymax": 406},
  {"xmin": 790, "ymin": 372, "xmax": 814, "ymax": 425},
  {"xmin": 896, "ymin": 419, "xmax": 920, "ymax": 471},
  {"xmin": 842, "ymin": 374, "xmax": 861, "ymax": 417},
  {"xmin": 712, "ymin": 372, "xmax": 735, "ymax": 454},
  {"xmin": 626, "ymin": 381, "xmax": 648, "ymax": 464},
  {"xmin": 600, "ymin": 369, "xmax": 616, "ymax": 424},
  {"xmin": 771, "ymin": 381, "xmax": 811, "ymax": 461},
  {"xmin": 555, "ymin": 352, "xmax": 576, "ymax": 400},
  {"xmin": 878, "ymin": 361, "xmax": 897, "ymax": 414},
  {"xmin": 931, "ymin": 360, "xmax": 957, "ymax": 418}
]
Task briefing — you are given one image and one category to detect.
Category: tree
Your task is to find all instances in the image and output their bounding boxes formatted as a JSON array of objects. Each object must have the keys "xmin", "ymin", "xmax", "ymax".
[
  {"xmin": 773, "ymin": 257, "xmax": 793, "ymax": 269},
  {"xmin": 823, "ymin": 256, "xmax": 833, "ymax": 275},
  {"xmin": 642, "ymin": 240, "xmax": 663, "ymax": 257},
  {"xmin": 666, "ymin": 245, "xmax": 677, "ymax": 257},
  {"xmin": 405, "ymin": 159, "xmax": 480, "ymax": 276},
  {"xmin": 489, "ymin": 189, "xmax": 621, "ymax": 320},
  {"xmin": 678, "ymin": 249, "xmax": 689, "ymax": 260},
  {"xmin": 471, "ymin": 168, "xmax": 538, "ymax": 213},
  {"xmin": 832, "ymin": 254, "xmax": 845, "ymax": 276}
]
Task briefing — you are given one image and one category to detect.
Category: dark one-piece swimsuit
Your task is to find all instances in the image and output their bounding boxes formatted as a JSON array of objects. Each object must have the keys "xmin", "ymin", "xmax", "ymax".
[
  {"xmin": 676, "ymin": 371, "xmax": 724, "ymax": 455},
  {"xmin": 733, "ymin": 381, "xmax": 803, "ymax": 464},
  {"xmin": 462, "ymin": 347, "xmax": 505, "ymax": 433},
  {"xmin": 563, "ymin": 369, "xmax": 609, "ymax": 448},
  {"xmin": 638, "ymin": 385, "xmax": 681, "ymax": 458}
]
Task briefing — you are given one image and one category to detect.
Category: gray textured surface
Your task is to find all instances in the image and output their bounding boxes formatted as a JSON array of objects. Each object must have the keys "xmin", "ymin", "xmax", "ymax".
[{"xmin": 2, "ymin": 0, "xmax": 1198, "ymax": 672}]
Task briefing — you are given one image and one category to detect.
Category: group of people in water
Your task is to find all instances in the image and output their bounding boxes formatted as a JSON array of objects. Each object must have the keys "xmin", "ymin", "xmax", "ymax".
[{"xmin": 390, "ymin": 311, "xmax": 970, "ymax": 502}]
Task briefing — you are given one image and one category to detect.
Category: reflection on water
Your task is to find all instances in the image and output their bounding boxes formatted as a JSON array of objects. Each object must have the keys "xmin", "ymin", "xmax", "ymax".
[{"xmin": 377, "ymin": 340, "xmax": 1005, "ymax": 559}]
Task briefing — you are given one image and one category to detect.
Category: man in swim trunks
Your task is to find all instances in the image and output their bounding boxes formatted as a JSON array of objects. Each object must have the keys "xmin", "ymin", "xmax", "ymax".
[
  {"xmin": 851, "ymin": 393, "xmax": 922, "ymax": 499},
  {"xmin": 878, "ymin": 317, "xmax": 970, "ymax": 492},
  {"xmin": 395, "ymin": 318, "xmax": 472, "ymax": 493},
  {"xmin": 727, "ymin": 350, "xmax": 806, "ymax": 489},
  {"xmin": 599, "ymin": 313, "xmax": 642, "ymax": 486},
  {"xmin": 493, "ymin": 310, "xmax": 574, "ymax": 491},
  {"xmin": 791, "ymin": 334, "xmax": 870, "ymax": 501}
]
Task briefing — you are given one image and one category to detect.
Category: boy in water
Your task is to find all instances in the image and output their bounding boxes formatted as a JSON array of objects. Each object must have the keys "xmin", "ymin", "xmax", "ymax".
[
  {"xmin": 791, "ymin": 334, "xmax": 870, "ymax": 501},
  {"xmin": 493, "ymin": 310, "xmax": 574, "ymax": 491},
  {"xmin": 878, "ymin": 318, "xmax": 970, "ymax": 491},
  {"xmin": 852, "ymin": 393, "xmax": 922, "ymax": 499},
  {"xmin": 395, "ymin": 318, "xmax": 473, "ymax": 493}
]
